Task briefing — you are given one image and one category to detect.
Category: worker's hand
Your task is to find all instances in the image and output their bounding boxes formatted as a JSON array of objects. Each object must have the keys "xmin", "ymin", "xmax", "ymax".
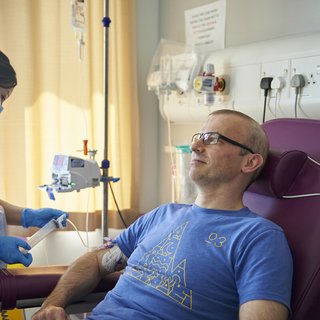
[
  {"xmin": 31, "ymin": 306, "xmax": 70, "ymax": 320},
  {"xmin": 0, "ymin": 236, "xmax": 32, "ymax": 266},
  {"xmin": 22, "ymin": 208, "xmax": 69, "ymax": 228}
]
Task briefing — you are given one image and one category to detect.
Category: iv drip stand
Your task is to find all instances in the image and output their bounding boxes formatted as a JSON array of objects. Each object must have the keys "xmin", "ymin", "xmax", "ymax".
[{"xmin": 101, "ymin": 0, "xmax": 111, "ymax": 238}]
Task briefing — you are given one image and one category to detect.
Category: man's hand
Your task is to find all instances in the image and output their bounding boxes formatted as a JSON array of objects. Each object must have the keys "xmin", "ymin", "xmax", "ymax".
[{"xmin": 31, "ymin": 306, "xmax": 70, "ymax": 320}]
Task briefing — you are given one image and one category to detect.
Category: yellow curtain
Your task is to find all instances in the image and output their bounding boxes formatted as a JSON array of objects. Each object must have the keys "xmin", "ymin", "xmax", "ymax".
[{"xmin": 0, "ymin": 0, "xmax": 139, "ymax": 216}]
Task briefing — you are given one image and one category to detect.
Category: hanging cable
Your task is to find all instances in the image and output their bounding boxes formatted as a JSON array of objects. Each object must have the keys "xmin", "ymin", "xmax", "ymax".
[
  {"xmin": 166, "ymin": 113, "xmax": 176, "ymax": 202},
  {"xmin": 271, "ymin": 76, "xmax": 285, "ymax": 118},
  {"xmin": 108, "ymin": 181, "xmax": 127, "ymax": 228},
  {"xmin": 290, "ymin": 74, "xmax": 305, "ymax": 118},
  {"xmin": 260, "ymin": 77, "xmax": 273, "ymax": 123}
]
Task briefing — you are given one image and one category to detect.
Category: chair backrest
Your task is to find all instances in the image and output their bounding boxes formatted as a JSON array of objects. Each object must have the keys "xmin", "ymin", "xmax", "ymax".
[{"xmin": 243, "ymin": 118, "xmax": 320, "ymax": 320}]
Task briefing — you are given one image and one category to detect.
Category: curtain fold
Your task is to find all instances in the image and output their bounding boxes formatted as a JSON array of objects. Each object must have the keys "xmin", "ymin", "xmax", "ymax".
[
  {"xmin": 0, "ymin": 0, "xmax": 139, "ymax": 217},
  {"xmin": 109, "ymin": 0, "xmax": 140, "ymax": 212}
]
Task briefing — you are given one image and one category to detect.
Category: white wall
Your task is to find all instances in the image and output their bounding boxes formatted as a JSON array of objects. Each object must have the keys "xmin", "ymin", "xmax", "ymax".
[
  {"xmin": 226, "ymin": 0, "xmax": 320, "ymax": 46},
  {"xmin": 140, "ymin": 0, "xmax": 320, "ymax": 205},
  {"xmin": 136, "ymin": 0, "xmax": 160, "ymax": 213}
]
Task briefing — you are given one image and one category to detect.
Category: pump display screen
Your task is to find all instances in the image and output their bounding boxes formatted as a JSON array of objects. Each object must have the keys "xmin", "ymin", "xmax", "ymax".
[
  {"xmin": 71, "ymin": 158, "xmax": 85, "ymax": 168},
  {"xmin": 52, "ymin": 155, "xmax": 69, "ymax": 174}
]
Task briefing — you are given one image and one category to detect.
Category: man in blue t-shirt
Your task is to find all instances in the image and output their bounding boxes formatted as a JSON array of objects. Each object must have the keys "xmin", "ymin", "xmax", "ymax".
[{"xmin": 32, "ymin": 109, "xmax": 293, "ymax": 320}]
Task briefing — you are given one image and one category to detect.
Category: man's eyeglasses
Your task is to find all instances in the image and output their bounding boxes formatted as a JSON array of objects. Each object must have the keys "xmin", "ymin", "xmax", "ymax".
[{"xmin": 191, "ymin": 132, "xmax": 255, "ymax": 154}]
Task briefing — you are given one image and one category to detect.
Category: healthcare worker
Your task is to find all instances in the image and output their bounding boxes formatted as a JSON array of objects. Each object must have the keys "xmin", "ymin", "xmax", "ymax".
[{"xmin": 0, "ymin": 50, "xmax": 68, "ymax": 267}]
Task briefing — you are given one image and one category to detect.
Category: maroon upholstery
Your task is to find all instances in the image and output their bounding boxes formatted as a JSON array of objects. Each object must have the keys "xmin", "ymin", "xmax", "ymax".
[
  {"xmin": 0, "ymin": 265, "xmax": 120, "ymax": 310},
  {"xmin": 244, "ymin": 118, "xmax": 320, "ymax": 320},
  {"xmin": 250, "ymin": 149, "xmax": 320, "ymax": 198}
]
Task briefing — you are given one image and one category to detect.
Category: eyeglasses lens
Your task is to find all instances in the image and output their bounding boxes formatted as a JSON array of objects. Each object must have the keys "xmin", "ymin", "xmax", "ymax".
[{"xmin": 203, "ymin": 133, "xmax": 219, "ymax": 145}]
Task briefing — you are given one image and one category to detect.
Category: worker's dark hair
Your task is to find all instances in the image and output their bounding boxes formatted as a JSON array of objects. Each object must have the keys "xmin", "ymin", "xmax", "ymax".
[{"xmin": 0, "ymin": 51, "xmax": 17, "ymax": 89}]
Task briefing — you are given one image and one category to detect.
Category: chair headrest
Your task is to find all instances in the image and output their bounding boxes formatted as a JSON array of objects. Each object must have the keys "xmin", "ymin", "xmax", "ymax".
[{"xmin": 248, "ymin": 149, "xmax": 320, "ymax": 198}]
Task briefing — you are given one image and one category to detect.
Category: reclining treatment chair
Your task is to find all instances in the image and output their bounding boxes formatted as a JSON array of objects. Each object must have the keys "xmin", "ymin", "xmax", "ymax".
[
  {"xmin": 244, "ymin": 118, "xmax": 320, "ymax": 320},
  {"xmin": 1, "ymin": 118, "xmax": 320, "ymax": 320}
]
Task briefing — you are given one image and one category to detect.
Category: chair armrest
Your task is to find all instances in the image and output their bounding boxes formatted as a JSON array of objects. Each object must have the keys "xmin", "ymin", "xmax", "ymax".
[{"xmin": 0, "ymin": 266, "xmax": 120, "ymax": 310}]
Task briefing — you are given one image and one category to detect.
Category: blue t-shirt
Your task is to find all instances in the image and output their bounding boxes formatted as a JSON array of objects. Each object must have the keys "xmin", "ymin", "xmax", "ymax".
[{"xmin": 88, "ymin": 203, "xmax": 293, "ymax": 320}]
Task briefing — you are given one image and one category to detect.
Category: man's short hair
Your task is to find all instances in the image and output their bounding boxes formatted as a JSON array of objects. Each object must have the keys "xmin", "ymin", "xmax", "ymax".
[{"xmin": 209, "ymin": 109, "xmax": 269, "ymax": 182}]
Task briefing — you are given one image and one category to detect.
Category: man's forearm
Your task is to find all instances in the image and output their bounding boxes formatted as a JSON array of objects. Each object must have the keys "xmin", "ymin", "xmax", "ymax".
[
  {"xmin": 42, "ymin": 250, "xmax": 104, "ymax": 308},
  {"xmin": 32, "ymin": 246, "xmax": 127, "ymax": 320}
]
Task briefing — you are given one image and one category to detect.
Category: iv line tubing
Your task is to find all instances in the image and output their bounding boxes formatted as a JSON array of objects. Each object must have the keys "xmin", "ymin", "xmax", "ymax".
[{"xmin": 67, "ymin": 219, "xmax": 90, "ymax": 249}]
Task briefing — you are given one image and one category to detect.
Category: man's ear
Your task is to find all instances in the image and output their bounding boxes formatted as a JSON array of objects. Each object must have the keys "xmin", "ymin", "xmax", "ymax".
[{"xmin": 241, "ymin": 153, "xmax": 264, "ymax": 174}]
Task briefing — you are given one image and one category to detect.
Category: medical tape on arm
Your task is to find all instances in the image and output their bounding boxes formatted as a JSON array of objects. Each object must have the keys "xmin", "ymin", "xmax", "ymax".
[{"xmin": 101, "ymin": 245, "xmax": 128, "ymax": 273}]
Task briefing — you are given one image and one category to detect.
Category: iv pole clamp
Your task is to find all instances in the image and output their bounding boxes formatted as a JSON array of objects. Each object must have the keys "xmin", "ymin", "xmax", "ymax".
[{"xmin": 102, "ymin": 2, "xmax": 112, "ymax": 238}]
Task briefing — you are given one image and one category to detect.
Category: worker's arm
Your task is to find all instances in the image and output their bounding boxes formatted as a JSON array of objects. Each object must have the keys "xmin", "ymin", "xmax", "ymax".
[
  {"xmin": 239, "ymin": 300, "xmax": 289, "ymax": 320},
  {"xmin": 0, "ymin": 199, "xmax": 23, "ymax": 225},
  {"xmin": 0, "ymin": 199, "xmax": 68, "ymax": 227},
  {"xmin": 31, "ymin": 246, "xmax": 127, "ymax": 320}
]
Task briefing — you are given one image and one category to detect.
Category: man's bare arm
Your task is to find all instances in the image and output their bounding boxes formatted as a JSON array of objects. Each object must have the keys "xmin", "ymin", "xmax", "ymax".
[
  {"xmin": 239, "ymin": 300, "xmax": 289, "ymax": 320},
  {"xmin": 31, "ymin": 246, "xmax": 127, "ymax": 320}
]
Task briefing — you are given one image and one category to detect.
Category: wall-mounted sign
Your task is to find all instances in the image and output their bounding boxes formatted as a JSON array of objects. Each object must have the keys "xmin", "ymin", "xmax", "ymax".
[{"xmin": 185, "ymin": 1, "xmax": 226, "ymax": 52}]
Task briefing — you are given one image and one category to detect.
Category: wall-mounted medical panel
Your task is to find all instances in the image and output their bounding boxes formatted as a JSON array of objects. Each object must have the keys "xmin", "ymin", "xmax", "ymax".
[
  {"xmin": 228, "ymin": 64, "xmax": 262, "ymax": 121},
  {"xmin": 153, "ymin": 32, "xmax": 320, "ymax": 124}
]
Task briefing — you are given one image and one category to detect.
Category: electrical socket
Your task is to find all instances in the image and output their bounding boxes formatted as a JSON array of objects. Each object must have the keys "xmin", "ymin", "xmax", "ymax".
[
  {"xmin": 290, "ymin": 55, "xmax": 320, "ymax": 99},
  {"xmin": 260, "ymin": 60, "xmax": 291, "ymax": 119},
  {"xmin": 261, "ymin": 60, "xmax": 290, "ymax": 99}
]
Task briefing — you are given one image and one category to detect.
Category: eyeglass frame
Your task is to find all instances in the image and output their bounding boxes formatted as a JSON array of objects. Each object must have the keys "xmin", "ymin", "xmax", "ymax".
[{"xmin": 191, "ymin": 131, "xmax": 255, "ymax": 154}]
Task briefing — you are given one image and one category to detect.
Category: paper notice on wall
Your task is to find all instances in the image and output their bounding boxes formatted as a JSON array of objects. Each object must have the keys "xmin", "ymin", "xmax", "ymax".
[{"xmin": 185, "ymin": 1, "xmax": 226, "ymax": 52}]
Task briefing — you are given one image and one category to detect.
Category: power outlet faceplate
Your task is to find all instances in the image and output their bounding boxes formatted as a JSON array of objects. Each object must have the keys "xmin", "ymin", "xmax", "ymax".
[
  {"xmin": 260, "ymin": 60, "xmax": 291, "ymax": 119},
  {"xmin": 261, "ymin": 60, "xmax": 290, "ymax": 99},
  {"xmin": 290, "ymin": 55, "xmax": 320, "ymax": 99}
]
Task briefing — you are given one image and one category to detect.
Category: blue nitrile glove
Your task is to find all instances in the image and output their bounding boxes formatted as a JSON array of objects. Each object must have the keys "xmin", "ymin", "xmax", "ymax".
[
  {"xmin": 0, "ymin": 236, "xmax": 32, "ymax": 267},
  {"xmin": 21, "ymin": 208, "xmax": 69, "ymax": 228}
]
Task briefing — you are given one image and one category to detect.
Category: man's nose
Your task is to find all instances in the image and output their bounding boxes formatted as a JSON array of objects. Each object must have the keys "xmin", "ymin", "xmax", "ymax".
[{"xmin": 191, "ymin": 139, "xmax": 205, "ymax": 153}]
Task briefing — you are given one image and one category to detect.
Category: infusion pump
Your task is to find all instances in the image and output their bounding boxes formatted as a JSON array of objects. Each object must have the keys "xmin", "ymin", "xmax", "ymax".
[{"xmin": 40, "ymin": 155, "xmax": 101, "ymax": 199}]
